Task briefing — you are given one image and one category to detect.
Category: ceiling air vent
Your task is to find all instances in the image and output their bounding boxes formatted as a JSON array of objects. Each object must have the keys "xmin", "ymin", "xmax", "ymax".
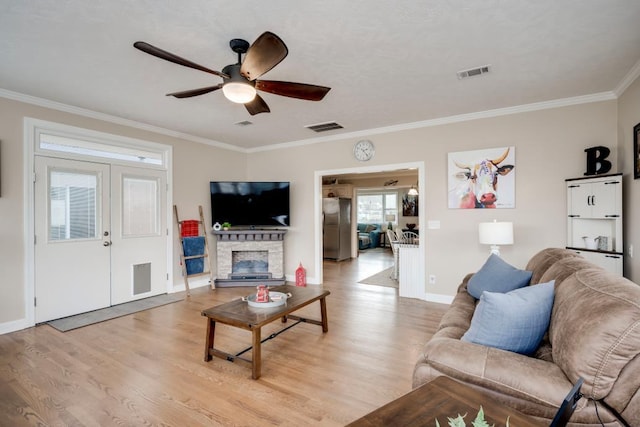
[
  {"xmin": 457, "ymin": 65, "xmax": 491, "ymax": 80},
  {"xmin": 305, "ymin": 121, "xmax": 344, "ymax": 133},
  {"xmin": 235, "ymin": 120, "xmax": 253, "ymax": 127}
]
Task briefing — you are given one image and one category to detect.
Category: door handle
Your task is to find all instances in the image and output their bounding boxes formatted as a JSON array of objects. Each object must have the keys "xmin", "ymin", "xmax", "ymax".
[{"xmin": 103, "ymin": 241, "xmax": 112, "ymax": 247}]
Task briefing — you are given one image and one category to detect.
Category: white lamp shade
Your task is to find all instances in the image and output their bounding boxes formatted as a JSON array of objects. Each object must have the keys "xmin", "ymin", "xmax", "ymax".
[
  {"xmin": 479, "ymin": 221, "xmax": 514, "ymax": 245},
  {"xmin": 222, "ymin": 82, "xmax": 257, "ymax": 104},
  {"xmin": 385, "ymin": 214, "xmax": 396, "ymax": 222}
]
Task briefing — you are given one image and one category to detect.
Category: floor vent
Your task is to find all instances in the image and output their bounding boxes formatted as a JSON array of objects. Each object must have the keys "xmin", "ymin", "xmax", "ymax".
[
  {"xmin": 305, "ymin": 121, "xmax": 344, "ymax": 132},
  {"xmin": 235, "ymin": 120, "xmax": 253, "ymax": 127},
  {"xmin": 457, "ymin": 65, "xmax": 491, "ymax": 80}
]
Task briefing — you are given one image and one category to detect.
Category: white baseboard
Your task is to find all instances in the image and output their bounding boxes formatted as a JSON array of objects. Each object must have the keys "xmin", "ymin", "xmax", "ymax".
[
  {"xmin": 285, "ymin": 274, "xmax": 320, "ymax": 285},
  {"xmin": 424, "ymin": 293, "xmax": 454, "ymax": 305},
  {"xmin": 171, "ymin": 276, "xmax": 211, "ymax": 293},
  {"xmin": 0, "ymin": 317, "xmax": 33, "ymax": 335}
]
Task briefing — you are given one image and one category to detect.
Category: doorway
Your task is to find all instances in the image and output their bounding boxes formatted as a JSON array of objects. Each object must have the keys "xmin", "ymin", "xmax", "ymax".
[
  {"xmin": 27, "ymin": 118, "xmax": 172, "ymax": 324},
  {"xmin": 315, "ymin": 161, "xmax": 424, "ymax": 286}
]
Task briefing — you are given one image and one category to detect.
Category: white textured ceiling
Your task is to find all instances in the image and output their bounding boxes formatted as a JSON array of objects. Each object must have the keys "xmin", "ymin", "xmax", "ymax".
[{"xmin": 1, "ymin": 1, "xmax": 640, "ymax": 150}]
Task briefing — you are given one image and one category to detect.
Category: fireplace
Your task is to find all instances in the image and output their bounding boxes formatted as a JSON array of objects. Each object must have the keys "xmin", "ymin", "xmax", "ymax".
[
  {"xmin": 213, "ymin": 229, "xmax": 287, "ymax": 287},
  {"xmin": 232, "ymin": 250, "xmax": 269, "ymax": 276}
]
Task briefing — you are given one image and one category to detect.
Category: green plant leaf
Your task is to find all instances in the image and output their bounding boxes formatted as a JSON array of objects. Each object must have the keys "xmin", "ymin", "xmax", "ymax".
[
  {"xmin": 448, "ymin": 414, "xmax": 467, "ymax": 427},
  {"xmin": 433, "ymin": 406, "xmax": 509, "ymax": 427},
  {"xmin": 471, "ymin": 417, "xmax": 492, "ymax": 427},
  {"xmin": 471, "ymin": 406, "xmax": 493, "ymax": 427}
]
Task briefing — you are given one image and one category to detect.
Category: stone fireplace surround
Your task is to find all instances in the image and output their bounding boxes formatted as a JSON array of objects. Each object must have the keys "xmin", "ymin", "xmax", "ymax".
[{"xmin": 213, "ymin": 229, "xmax": 287, "ymax": 287}]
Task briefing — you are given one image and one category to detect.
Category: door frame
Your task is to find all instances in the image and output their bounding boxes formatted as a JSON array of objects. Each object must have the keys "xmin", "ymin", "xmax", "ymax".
[
  {"xmin": 23, "ymin": 118, "xmax": 173, "ymax": 326},
  {"xmin": 314, "ymin": 161, "xmax": 425, "ymax": 285}
]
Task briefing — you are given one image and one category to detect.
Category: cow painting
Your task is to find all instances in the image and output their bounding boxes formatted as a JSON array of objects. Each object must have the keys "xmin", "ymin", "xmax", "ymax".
[{"xmin": 448, "ymin": 147, "xmax": 515, "ymax": 209}]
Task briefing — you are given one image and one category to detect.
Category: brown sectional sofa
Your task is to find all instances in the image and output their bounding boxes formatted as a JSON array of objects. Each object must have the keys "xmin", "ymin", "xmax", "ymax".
[{"xmin": 413, "ymin": 248, "xmax": 640, "ymax": 426}]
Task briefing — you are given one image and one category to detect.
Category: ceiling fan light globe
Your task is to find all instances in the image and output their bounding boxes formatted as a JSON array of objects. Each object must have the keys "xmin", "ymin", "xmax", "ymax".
[{"xmin": 223, "ymin": 82, "xmax": 256, "ymax": 104}]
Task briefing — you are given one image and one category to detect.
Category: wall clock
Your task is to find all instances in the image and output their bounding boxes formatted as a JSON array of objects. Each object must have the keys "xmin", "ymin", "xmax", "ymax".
[{"xmin": 353, "ymin": 139, "xmax": 375, "ymax": 161}]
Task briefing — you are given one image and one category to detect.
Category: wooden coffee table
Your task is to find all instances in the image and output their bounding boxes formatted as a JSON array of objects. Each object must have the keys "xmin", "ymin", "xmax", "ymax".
[
  {"xmin": 201, "ymin": 284, "xmax": 330, "ymax": 379},
  {"xmin": 347, "ymin": 376, "xmax": 545, "ymax": 426}
]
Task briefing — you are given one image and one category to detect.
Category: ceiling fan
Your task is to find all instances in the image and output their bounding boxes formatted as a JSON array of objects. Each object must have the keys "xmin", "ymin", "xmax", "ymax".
[{"xmin": 133, "ymin": 32, "xmax": 331, "ymax": 115}]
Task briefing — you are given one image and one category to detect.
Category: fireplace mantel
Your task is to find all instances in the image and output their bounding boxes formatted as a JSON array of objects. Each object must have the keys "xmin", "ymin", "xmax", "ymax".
[
  {"xmin": 213, "ymin": 229, "xmax": 287, "ymax": 242},
  {"xmin": 213, "ymin": 229, "xmax": 287, "ymax": 287}
]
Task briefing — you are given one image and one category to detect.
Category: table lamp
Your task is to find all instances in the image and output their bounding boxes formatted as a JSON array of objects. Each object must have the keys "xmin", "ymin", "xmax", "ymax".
[
  {"xmin": 478, "ymin": 220, "xmax": 513, "ymax": 256},
  {"xmin": 385, "ymin": 214, "xmax": 396, "ymax": 231}
]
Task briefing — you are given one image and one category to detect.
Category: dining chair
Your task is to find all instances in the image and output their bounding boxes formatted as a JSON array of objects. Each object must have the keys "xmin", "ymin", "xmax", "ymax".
[
  {"xmin": 401, "ymin": 231, "xmax": 419, "ymax": 245},
  {"xmin": 387, "ymin": 229, "xmax": 400, "ymax": 280}
]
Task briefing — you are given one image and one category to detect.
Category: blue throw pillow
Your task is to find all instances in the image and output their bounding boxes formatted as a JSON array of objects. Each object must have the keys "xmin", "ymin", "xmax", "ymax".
[
  {"xmin": 461, "ymin": 280, "xmax": 555, "ymax": 355},
  {"xmin": 467, "ymin": 254, "xmax": 532, "ymax": 299}
]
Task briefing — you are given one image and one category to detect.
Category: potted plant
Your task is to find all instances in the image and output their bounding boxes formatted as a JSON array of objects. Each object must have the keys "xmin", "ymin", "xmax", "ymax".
[
  {"xmin": 435, "ymin": 406, "xmax": 509, "ymax": 427},
  {"xmin": 222, "ymin": 222, "xmax": 231, "ymax": 231}
]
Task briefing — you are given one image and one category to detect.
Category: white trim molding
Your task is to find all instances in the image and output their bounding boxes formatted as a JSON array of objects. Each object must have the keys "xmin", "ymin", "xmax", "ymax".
[
  {"xmin": 1, "ymin": 87, "xmax": 620, "ymax": 155},
  {"xmin": 0, "ymin": 88, "xmax": 242, "ymax": 153}
]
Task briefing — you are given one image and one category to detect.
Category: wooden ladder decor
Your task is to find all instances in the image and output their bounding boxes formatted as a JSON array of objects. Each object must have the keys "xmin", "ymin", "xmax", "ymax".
[{"xmin": 174, "ymin": 205, "xmax": 214, "ymax": 296}]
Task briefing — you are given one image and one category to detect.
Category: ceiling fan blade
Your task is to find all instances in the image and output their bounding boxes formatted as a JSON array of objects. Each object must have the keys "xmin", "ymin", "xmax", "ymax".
[
  {"xmin": 240, "ymin": 32, "xmax": 288, "ymax": 81},
  {"xmin": 133, "ymin": 41, "xmax": 228, "ymax": 79},
  {"xmin": 256, "ymin": 80, "xmax": 331, "ymax": 101},
  {"xmin": 244, "ymin": 94, "xmax": 271, "ymax": 115},
  {"xmin": 166, "ymin": 84, "xmax": 223, "ymax": 98}
]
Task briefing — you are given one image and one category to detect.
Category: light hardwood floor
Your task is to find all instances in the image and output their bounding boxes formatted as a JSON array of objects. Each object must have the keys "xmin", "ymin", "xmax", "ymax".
[{"xmin": 0, "ymin": 249, "xmax": 448, "ymax": 426}]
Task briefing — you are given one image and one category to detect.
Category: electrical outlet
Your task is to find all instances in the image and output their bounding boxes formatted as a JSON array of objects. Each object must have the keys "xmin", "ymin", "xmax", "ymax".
[
  {"xmin": 629, "ymin": 244, "xmax": 634, "ymax": 258},
  {"xmin": 429, "ymin": 274, "xmax": 436, "ymax": 284}
]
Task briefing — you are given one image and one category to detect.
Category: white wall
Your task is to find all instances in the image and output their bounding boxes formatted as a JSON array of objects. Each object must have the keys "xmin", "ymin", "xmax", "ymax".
[
  {"xmin": 248, "ymin": 100, "xmax": 619, "ymax": 296},
  {"xmin": 618, "ymin": 74, "xmax": 640, "ymax": 283},
  {"xmin": 0, "ymin": 92, "xmax": 630, "ymax": 333}
]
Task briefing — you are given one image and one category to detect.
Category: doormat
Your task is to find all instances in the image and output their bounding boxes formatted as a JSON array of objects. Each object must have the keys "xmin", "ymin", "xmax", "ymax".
[
  {"xmin": 358, "ymin": 267, "xmax": 398, "ymax": 288},
  {"xmin": 46, "ymin": 293, "xmax": 185, "ymax": 332}
]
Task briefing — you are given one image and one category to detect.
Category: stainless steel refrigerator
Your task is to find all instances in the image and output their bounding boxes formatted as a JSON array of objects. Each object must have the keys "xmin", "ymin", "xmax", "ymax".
[{"xmin": 323, "ymin": 198, "xmax": 352, "ymax": 261}]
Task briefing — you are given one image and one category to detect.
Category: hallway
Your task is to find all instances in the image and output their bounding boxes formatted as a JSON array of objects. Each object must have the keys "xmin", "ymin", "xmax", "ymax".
[{"xmin": 323, "ymin": 247, "xmax": 395, "ymax": 287}]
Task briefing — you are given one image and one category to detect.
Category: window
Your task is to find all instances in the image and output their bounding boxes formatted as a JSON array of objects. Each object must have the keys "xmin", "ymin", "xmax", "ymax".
[
  {"xmin": 122, "ymin": 176, "xmax": 159, "ymax": 237},
  {"xmin": 39, "ymin": 133, "xmax": 164, "ymax": 166},
  {"xmin": 49, "ymin": 170, "xmax": 98, "ymax": 241},
  {"xmin": 357, "ymin": 191, "xmax": 398, "ymax": 224}
]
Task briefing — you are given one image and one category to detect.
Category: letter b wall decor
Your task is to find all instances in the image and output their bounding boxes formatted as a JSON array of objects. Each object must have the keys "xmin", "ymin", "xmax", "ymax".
[{"xmin": 584, "ymin": 146, "xmax": 612, "ymax": 176}]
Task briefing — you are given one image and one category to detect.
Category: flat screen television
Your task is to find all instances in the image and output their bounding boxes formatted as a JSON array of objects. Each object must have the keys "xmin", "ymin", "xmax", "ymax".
[{"xmin": 210, "ymin": 181, "xmax": 290, "ymax": 227}]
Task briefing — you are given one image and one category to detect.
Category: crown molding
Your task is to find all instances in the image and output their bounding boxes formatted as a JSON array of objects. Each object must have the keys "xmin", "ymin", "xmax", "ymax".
[
  {"xmin": 1, "ymin": 87, "xmax": 619, "ymax": 155},
  {"xmin": 250, "ymin": 92, "xmax": 618, "ymax": 153},
  {"xmin": 614, "ymin": 59, "xmax": 640, "ymax": 97},
  {"xmin": 0, "ymin": 88, "xmax": 244, "ymax": 153}
]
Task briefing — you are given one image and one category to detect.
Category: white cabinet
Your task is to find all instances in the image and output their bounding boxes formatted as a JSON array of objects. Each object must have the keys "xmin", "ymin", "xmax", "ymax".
[
  {"xmin": 566, "ymin": 249, "xmax": 623, "ymax": 276},
  {"xmin": 566, "ymin": 174, "xmax": 623, "ymax": 275},
  {"xmin": 322, "ymin": 184, "xmax": 353, "ymax": 199},
  {"xmin": 567, "ymin": 178, "xmax": 619, "ymax": 218}
]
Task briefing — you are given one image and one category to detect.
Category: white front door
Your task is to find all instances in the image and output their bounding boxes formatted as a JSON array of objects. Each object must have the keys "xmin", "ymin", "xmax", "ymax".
[
  {"xmin": 34, "ymin": 156, "xmax": 111, "ymax": 323},
  {"xmin": 110, "ymin": 165, "xmax": 167, "ymax": 305},
  {"xmin": 34, "ymin": 157, "xmax": 169, "ymax": 322}
]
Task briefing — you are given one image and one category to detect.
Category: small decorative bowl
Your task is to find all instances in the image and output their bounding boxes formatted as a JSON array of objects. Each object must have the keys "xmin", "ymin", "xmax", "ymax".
[
  {"xmin": 406, "ymin": 223, "xmax": 416, "ymax": 230},
  {"xmin": 243, "ymin": 292, "xmax": 291, "ymax": 308}
]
